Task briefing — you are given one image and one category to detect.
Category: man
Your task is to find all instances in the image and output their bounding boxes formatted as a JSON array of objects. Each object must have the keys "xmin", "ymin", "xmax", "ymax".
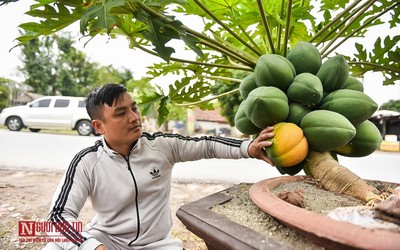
[{"xmin": 44, "ymin": 83, "xmax": 274, "ymax": 250}]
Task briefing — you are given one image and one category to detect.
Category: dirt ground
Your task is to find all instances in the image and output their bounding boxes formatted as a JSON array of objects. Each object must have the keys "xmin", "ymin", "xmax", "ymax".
[{"xmin": 0, "ymin": 169, "xmax": 232, "ymax": 250}]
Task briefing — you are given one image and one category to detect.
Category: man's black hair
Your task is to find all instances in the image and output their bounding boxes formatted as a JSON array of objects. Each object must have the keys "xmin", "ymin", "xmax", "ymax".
[{"xmin": 86, "ymin": 83, "xmax": 127, "ymax": 120}]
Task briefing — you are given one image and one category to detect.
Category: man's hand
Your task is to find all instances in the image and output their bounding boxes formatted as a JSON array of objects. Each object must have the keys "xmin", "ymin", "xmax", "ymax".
[{"xmin": 247, "ymin": 126, "xmax": 275, "ymax": 165}]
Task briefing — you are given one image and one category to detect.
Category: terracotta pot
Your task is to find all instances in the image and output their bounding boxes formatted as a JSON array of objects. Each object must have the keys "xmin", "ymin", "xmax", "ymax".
[{"xmin": 249, "ymin": 175, "xmax": 400, "ymax": 250}]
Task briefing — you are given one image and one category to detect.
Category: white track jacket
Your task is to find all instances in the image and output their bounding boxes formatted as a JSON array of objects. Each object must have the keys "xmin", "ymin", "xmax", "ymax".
[{"xmin": 46, "ymin": 132, "xmax": 251, "ymax": 249}]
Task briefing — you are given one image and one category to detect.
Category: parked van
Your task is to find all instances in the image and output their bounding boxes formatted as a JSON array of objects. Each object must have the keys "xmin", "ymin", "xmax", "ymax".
[{"xmin": 0, "ymin": 96, "xmax": 96, "ymax": 136}]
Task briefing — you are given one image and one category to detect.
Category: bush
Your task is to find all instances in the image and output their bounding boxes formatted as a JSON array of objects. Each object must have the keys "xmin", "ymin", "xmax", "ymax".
[{"xmin": 0, "ymin": 85, "xmax": 9, "ymax": 112}]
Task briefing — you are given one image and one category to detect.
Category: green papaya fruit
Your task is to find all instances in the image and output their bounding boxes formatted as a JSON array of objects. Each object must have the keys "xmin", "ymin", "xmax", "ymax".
[
  {"xmin": 239, "ymin": 73, "xmax": 258, "ymax": 99},
  {"xmin": 320, "ymin": 89, "xmax": 378, "ymax": 126},
  {"xmin": 254, "ymin": 54, "xmax": 296, "ymax": 92},
  {"xmin": 286, "ymin": 73, "xmax": 324, "ymax": 109},
  {"xmin": 244, "ymin": 86, "xmax": 289, "ymax": 128},
  {"xmin": 316, "ymin": 55, "xmax": 349, "ymax": 92},
  {"xmin": 286, "ymin": 103, "xmax": 311, "ymax": 126},
  {"xmin": 335, "ymin": 120, "xmax": 382, "ymax": 157},
  {"xmin": 234, "ymin": 101, "xmax": 262, "ymax": 135},
  {"xmin": 300, "ymin": 110, "xmax": 356, "ymax": 152},
  {"xmin": 286, "ymin": 41, "xmax": 322, "ymax": 75},
  {"xmin": 342, "ymin": 76, "xmax": 364, "ymax": 92}
]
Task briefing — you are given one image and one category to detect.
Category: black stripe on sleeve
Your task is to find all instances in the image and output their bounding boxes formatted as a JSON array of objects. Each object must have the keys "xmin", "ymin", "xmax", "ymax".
[
  {"xmin": 49, "ymin": 140, "xmax": 102, "ymax": 246},
  {"xmin": 142, "ymin": 132, "xmax": 243, "ymax": 148}
]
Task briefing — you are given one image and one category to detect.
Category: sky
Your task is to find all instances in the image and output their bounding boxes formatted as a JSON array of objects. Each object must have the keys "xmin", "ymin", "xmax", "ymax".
[{"xmin": 0, "ymin": 1, "xmax": 399, "ymax": 107}]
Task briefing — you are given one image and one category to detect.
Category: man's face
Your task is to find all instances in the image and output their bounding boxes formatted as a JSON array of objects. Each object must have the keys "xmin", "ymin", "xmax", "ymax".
[{"xmin": 93, "ymin": 92, "xmax": 142, "ymax": 148}]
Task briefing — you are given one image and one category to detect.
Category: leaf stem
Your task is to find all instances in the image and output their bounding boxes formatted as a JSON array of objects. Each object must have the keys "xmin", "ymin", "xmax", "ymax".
[
  {"xmin": 256, "ymin": 0, "xmax": 275, "ymax": 54},
  {"xmin": 320, "ymin": 0, "xmax": 377, "ymax": 55},
  {"xmin": 172, "ymin": 88, "xmax": 239, "ymax": 107},
  {"xmin": 323, "ymin": 2, "xmax": 400, "ymax": 57},
  {"xmin": 197, "ymin": 74, "xmax": 242, "ymax": 83},
  {"xmin": 128, "ymin": 38, "xmax": 253, "ymax": 71},
  {"xmin": 283, "ymin": 0, "xmax": 293, "ymax": 56},
  {"xmin": 348, "ymin": 61, "xmax": 400, "ymax": 74},
  {"xmin": 198, "ymin": 37, "xmax": 256, "ymax": 67},
  {"xmin": 115, "ymin": 17, "xmax": 253, "ymax": 72},
  {"xmin": 310, "ymin": 0, "xmax": 362, "ymax": 44},
  {"xmin": 316, "ymin": 1, "xmax": 370, "ymax": 51},
  {"xmin": 276, "ymin": 0, "xmax": 285, "ymax": 51},
  {"xmin": 192, "ymin": 0, "xmax": 262, "ymax": 56},
  {"xmin": 238, "ymin": 25, "xmax": 264, "ymax": 55},
  {"xmin": 210, "ymin": 30, "xmax": 259, "ymax": 62},
  {"xmin": 186, "ymin": 28, "xmax": 256, "ymax": 66},
  {"xmin": 135, "ymin": 1, "xmax": 255, "ymax": 67}
]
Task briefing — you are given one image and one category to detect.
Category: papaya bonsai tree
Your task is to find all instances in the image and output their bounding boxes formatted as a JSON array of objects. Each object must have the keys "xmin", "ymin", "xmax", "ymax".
[{"xmin": 8, "ymin": 0, "xmax": 400, "ymax": 203}]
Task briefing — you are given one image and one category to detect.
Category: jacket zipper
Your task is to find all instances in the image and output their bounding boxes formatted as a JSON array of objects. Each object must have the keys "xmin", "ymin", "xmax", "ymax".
[{"xmin": 125, "ymin": 156, "xmax": 141, "ymax": 246}]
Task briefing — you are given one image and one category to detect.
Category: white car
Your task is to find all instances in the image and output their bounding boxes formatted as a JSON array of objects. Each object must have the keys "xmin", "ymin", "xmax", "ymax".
[{"xmin": 0, "ymin": 96, "xmax": 96, "ymax": 136}]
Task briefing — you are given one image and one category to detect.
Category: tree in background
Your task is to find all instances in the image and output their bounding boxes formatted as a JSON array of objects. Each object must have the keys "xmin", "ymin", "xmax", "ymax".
[
  {"xmin": 380, "ymin": 99, "xmax": 400, "ymax": 112},
  {"xmin": 53, "ymin": 33, "xmax": 100, "ymax": 96},
  {"xmin": 19, "ymin": 32, "xmax": 133, "ymax": 96},
  {"xmin": 0, "ymin": 81, "xmax": 10, "ymax": 111},
  {"xmin": 0, "ymin": 77, "xmax": 17, "ymax": 108},
  {"xmin": 20, "ymin": 36, "xmax": 55, "ymax": 95},
  {"xmin": 97, "ymin": 66, "xmax": 132, "ymax": 88},
  {"xmin": 212, "ymin": 81, "xmax": 241, "ymax": 127}
]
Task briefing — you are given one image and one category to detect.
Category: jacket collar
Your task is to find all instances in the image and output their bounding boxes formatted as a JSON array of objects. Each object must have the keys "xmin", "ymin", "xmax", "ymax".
[{"xmin": 101, "ymin": 137, "xmax": 140, "ymax": 158}]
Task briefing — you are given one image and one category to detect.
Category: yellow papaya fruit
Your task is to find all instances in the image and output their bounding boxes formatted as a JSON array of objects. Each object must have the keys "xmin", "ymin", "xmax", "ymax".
[{"xmin": 265, "ymin": 122, "xmax": 308, "ymax": 168}]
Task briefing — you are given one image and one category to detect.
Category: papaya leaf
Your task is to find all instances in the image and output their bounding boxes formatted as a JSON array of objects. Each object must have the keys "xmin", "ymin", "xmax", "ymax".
[
  {"xmin": 370, "ymin": 35, "xmax": 400, "ymax": 64},
  {"xmin": 133, "ymin": 8, "xmax": 186, "ymax": 62},
  {"xmin": 16, "ymin": 0, "xmax": 84, "ymax": 44},
  {"xmin": 0, "ymin": 0, "xmax": 19, "ymax": 6},
  {"xmin": 320, "ymin": 0, "xmax": 349, "ymax": 10},
  {"xmin": 179, "ymin": 33, "xmax": 204, "ymax": 58},
  {"xmin": 113, "ymin": 15, "xmax": 150, "ymax": 45},
  {"xmin": 382, "ymin": 75, "xmax": 400, "ymax": 86},
  {"xmin": 388, "ymin": 3, "xmax": 400, "ymax": 28},
  {"xmin": 137, "ymin": 90, "xmax": 170, "ymax": 126},
  {"xmin": 138, "ymin": 91, "xmax": 164, "ymax": 116},
  {"xmin": 157, "ymin": 96, "xmax": 170, "ymax": 126},
  {"xmin": 347, "ymin": 35, "xmax": 400, "ymax": 85},
  {"xmin": 354, "ymin": 42, "xmax": 367, "ymax": 61},
  {"xmin": 80, "ymin": 0, "xmax": 125, "ymax": 35},
  {"xmin": 168, "ymin": 77, "xmax": 214, "ymax": 110},
  {"xmin": 137, "ymin": 85, "xmax": 192, "ymax": 126},
  {"xmin": 388, "ymin": 50, "xmax": 400, "ymax": 65},
  {"xmin": 147, "ymin": 62, "xmax": 204, "ymax": 78}
]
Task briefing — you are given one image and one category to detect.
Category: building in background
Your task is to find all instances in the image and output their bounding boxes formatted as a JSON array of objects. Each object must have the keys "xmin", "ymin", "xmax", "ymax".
[
  {"xmin": 13, "ymin": 92, "xmax": 43, "ymax": 106},
  {"xmin": 369, "ymin": 110, "xmax": 400, "ymax": 152},
  {"xmin": 191, "ymin": 107, "xmax": 239, "ymax": 137}
]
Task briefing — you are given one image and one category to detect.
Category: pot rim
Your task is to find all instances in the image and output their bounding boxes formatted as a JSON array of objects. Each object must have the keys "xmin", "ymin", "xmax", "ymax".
[{"xmin": 249, "ymin": 175, "xmax": 400, "ymax": 250}]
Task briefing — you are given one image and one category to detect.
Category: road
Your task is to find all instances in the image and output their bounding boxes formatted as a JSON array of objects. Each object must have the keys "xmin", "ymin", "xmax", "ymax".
[{"xmin": 0, "ymin": 129, "xmax": 399, "ymax": 183}]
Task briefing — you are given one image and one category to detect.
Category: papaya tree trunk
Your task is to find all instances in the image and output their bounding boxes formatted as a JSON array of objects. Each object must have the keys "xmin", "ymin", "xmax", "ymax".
[{"xmin": 306, "ymin": 151, "xmax": 380, "ymax": 203}]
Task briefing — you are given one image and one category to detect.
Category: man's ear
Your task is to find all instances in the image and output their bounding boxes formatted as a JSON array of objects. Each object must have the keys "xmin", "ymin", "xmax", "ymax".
[{"xmin": 92, "ymin": 120, "xmax": 104, "ymax": 135}]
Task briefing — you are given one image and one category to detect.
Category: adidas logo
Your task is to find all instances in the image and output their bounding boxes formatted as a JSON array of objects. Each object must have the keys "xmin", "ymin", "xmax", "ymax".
[{"xmin": 150, "ymin": 169, "xmax": 161, "ymax": 179}]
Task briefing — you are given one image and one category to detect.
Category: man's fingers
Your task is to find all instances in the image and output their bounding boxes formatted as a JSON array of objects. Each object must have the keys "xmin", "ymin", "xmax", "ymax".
[
  {"xmin": 261, "ymin": 155, "xmax": 274, "ymax": 166},
  {"xmin": 256, "ymin": 133, "xmax": 274, "ymax": 144},
  {"xmin": 261, "ymin": 126, "xmax": 274, "ymax": 133}
]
